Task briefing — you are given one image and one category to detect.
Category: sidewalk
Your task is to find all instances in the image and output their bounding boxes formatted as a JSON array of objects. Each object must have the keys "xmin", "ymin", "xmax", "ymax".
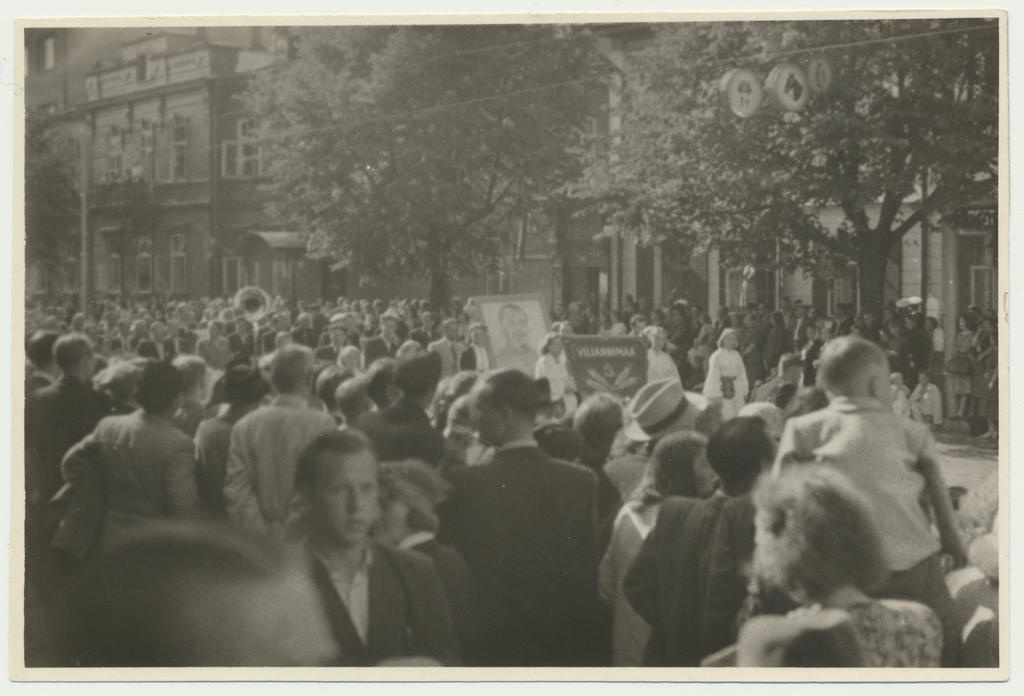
[{"xmin": 933, "ymin": 427, "xmax": 999, "ymax": 494}]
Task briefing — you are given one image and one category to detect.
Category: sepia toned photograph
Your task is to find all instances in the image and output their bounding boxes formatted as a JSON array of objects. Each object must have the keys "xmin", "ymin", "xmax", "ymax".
[{"xmin": 11, "ymin": 6, "xmax": 1008, "ymax": 683}]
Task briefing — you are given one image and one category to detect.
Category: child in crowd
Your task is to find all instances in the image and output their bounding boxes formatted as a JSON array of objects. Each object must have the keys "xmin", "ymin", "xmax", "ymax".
[
  {"xmin": 774, "ymin": 336, "xmax": 966, "ymax": 666},
  {"xmin": 890, "ymin": 372, "xmax": 911, "ymax": 417},
  {"xmin": 909, "ymin": 372, "xmax": 944, "ymax": 428},
  {"xmin": 703, "ymin": 328, "xmax": 749, "ymax": 421}
]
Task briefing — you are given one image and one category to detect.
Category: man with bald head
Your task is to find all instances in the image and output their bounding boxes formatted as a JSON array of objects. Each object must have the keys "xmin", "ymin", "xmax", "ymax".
[{"xmin": 224, "ymin": 345, "xmax": 337, "ymax": 539}]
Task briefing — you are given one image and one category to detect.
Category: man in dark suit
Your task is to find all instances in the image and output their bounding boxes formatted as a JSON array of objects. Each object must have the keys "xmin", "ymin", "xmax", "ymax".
[
  {"xmin": 293, "ymin": 430, "xmax": 460, "ymax": 666},
  {"xmin": 25, "ymin": 333, "xmax": 109, "ymax": 601},
  {"xmin": 363, "ymin": 310, "xmax": 401, "ymax": 367},
  {"xmin": 438, "ymin": 369, "xmax": 605, "ymax": 666},
  {"xmin": 355, "ymin": 351, "xmax": 447, "ymax": 468},
  {"xmin": 623, "ymin": 417, "xmax": 774, "ymax": 666}
]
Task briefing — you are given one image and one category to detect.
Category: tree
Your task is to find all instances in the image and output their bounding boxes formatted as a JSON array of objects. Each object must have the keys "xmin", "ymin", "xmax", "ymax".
[
  {"xmin": 581, "ymin": 19, "xmax": 999, "ymax": 315},
  {"xmin": 25, "ymin": 111, "xmax": 79, "ymax": 274},
  {"xmin": 246, "ymin": 25, "xmax": 608, "ymax": 307}
]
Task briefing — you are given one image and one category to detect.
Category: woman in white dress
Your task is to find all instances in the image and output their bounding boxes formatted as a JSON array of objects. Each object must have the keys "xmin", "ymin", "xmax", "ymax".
[
  {"xmin": 643, "ymin": 325, "xmax": 681, "ymax": 384},
  {"xmin": 535, "ymin": 332, "xmax": 577, "ymax": 417},
  {"xmin": 703, "ymin": 327, "xmax": 749, "ymax": 421}
]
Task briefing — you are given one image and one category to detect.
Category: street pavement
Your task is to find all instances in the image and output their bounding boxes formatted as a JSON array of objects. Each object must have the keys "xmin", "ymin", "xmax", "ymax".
[{"xmin": 934, "ymin": 428, "xmax": 999, "ymax": 494}]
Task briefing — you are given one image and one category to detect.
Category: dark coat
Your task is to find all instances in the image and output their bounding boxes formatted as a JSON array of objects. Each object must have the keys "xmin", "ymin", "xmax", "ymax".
[
  {"xmin": 702, "ymin": 494, "xmax": 757, "ymax": 656},
  {"xmin": 354, "ymin": 397, "xmax": 447, "ymax": 468},
  {"xmin": 458, "ymin": 346, "xmax": 483, "ymax": 372},
  {"xmin": 309, "ymin": 541, "xmax": 461, "ymax": 666},
  {"xmin": 409, "ymin": 538, "xmax": 482, "ymax": 665},
  {"xmin": 623, "ymin": 494, "xmax": 729, "ymax": 666},
  {"xmin": 25, "ymin": 377, "xmax": 109, "ymax": 507},
  {"xmin": 437, "ymin": 445, "xmax": 605, "ymax": 666},
  {"xmin": 362, "ymin": 335, "xmax": 399, "ymax": 367}
]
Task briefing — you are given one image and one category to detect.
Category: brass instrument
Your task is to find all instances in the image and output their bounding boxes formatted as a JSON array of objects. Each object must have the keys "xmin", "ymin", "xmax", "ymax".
[{"xmin": 233, "ymin": 286, "xmax": 273, "ymax": 323}]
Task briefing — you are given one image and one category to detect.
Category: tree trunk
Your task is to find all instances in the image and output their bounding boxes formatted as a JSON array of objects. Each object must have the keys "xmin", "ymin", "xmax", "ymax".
[
  {"xmin": 428, "ymin": 259, "xmax": 451, "ymax": 310},
  {"xmin": 857, "ymin": 246, "xmax": 889, "ymax": 318}
]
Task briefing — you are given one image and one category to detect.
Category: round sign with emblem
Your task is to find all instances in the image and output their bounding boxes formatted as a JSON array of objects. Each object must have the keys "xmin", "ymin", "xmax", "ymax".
[
  {"xmin": 806, "ymin": 57, "xmax": 834, "ymax": 93},
  {"xmin": 720, "ymin": 68, "xmax": 763, "ymax": 118},
  {"xmin": 765, "ymin": 63, "xmax": 810, "ymax": 111}
]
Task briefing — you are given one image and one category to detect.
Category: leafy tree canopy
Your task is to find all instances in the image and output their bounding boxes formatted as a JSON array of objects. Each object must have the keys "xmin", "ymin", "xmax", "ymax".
[
  {"xmin": 247, "ymin": 25, "xmax": 609, "ymax": 305},
  {"xmin": 25, "ymin": 111, "xmax": 79, "ymax": 263},
  {"xmin": 582, "ymin": 19, "xmax": 998, "ymax": 312}
]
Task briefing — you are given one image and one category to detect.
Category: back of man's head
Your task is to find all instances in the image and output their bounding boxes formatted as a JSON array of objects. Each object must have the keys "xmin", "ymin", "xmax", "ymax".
[
  {"xmin": 706, "ymin": 417, "xmax": 774, "ymax": 496},
  {"xmin": 172, "ymin": 355, "xmax": 207, "ymax": 396},
  {"xmin": 573, "ymin": 393, "xmax": 624, "ymax": 456},
  {"xmin": 817, "ymin": 336, "xmax": 889, "ymax": 398},
  {"xmin": 137, "ymin": 360, "xmax": 185, "ymax": 414},
  {"xmin": 365, "ymin": 358, "xmax": 397, "ymax": 410},
  {"xmin": 270, "ymin": 345, "xmax": 314, "ymax": 395},
  {"xmin": 335, "ymin": 375, "xmax": 372, "ymax": 425},
  {"xmin": 53, "ymin": 333, "xmax": 94, "ymax": 376},
  {"xmin": 394, "ymin": 351, "xmax": 442, "ymax": 402},
  {"xmin": 27, "ymin": 330, "xmax": 60, "ymax": 370}
]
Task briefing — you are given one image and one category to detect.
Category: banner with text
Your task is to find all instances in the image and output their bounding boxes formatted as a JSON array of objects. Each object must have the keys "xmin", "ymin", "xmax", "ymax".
[{"xmin": 564, "ymin": 336, "xmax": 648, "ymax": 400}]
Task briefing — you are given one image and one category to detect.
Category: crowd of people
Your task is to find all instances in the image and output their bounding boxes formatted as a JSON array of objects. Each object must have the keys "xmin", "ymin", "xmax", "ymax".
[{"xmin": 21, "ymin": 289, "xmax": 999, "ymax": 668}]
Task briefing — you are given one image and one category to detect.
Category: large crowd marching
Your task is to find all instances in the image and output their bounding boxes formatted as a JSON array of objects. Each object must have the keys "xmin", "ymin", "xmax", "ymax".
[{"xmin": 22, "ymin": 290, "xmax": 999, "ymax": 668}]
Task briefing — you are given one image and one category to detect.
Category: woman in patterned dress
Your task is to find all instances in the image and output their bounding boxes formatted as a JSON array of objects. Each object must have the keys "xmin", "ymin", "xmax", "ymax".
[{"xmin": 749, "ymin": 465, "xmax": 942, "ymax": 667}]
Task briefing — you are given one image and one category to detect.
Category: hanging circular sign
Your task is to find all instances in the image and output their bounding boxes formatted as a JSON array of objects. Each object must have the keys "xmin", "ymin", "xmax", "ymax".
[
  {"xmin": 806, "ymin": 57, "xmax": 834, "ymax": 93},
  {"xmin": 719, "ymin": 68, "xmax": 763, "ymax": 118},
  {"xmin": 765, "ymin": 63, "xmax": 810, "ymax": 111}
]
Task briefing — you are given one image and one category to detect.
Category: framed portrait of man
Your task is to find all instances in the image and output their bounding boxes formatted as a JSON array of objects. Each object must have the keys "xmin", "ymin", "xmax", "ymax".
[{"xmin": 468, "ymin": 293, "xmax": 550, "ymax": 376}]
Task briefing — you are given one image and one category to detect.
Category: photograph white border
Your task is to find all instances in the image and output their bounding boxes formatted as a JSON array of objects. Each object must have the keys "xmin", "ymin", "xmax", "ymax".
[{"xmin": 3, "ymin": 1, "xmax": 1016, "ymax": 691}]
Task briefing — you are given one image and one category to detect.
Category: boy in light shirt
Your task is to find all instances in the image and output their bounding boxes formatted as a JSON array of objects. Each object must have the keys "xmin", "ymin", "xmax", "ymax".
[{"xmin": 774, "ymin": 336, "xmax": 966, "ymax": 666}]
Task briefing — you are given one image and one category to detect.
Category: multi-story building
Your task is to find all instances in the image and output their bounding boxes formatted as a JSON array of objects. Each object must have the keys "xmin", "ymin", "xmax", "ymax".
[
  {"xmin": 25, "ymin": 28, "xmax": 336, "ymax": 306},
  {"xmin": 24, "ymin": 25, "xmax": 996, "ymax": 332}
]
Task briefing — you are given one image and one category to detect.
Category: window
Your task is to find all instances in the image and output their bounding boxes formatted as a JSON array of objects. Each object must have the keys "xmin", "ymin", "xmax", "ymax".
[
  {"xmin": 140, "ymin": 129, "xmax": 155, "ymax": 181},
  {"xmin": 828, "ymin": 263, "xmax": 861, "ymax": 317},
  {"xmin": 154, "ymin": 254, "xmax": 169, "ymax": 292},
  {"xmin": 107, "ymin": 129, "xmax": 124, "ymax": 181},
  {"xmin": 970, "ymin": 266, "xmax": 996, "ymax": 312},
  {"xmin": 43, "ymin": 36, "xmax": 56, "ymax": 71},
  {"xmin": 136, "ymin": 236, "xmax": 153, "ymax": 292},
  {"xmin": 222, "ymin": 118, "xmax": 263, "ymax": 178},
  {"xmin": 172, "ymin": 119, "xmax": 189, "ymax": 180},
  {"xmin": 107, "ymin": 249, "xmax": 121, "ymax": 292},
  {"xmin": 170, "ymin": 232, "xmax": 187, "ymax": 292},
  {"xmin": 271, "ymin": 258, "xmax": 293, "ymax": 296},
  {"xmin": 62, "ymin": 240, "xmax": 79, "ymax": 292},
  {"xmin": 222, "ymin": 256, "xmax": 242, "ymax": 294}
]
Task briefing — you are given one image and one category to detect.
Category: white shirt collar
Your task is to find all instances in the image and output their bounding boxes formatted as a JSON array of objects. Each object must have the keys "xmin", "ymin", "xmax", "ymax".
[{"xmin": 398, "ymin": 531, "xmax": 436, "ymax": 550}]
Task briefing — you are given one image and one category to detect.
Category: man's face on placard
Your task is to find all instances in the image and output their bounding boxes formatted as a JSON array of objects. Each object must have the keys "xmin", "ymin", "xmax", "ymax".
[{"xmin": 498, "ymin": 304, "xmax": 529, "ymax": 349}]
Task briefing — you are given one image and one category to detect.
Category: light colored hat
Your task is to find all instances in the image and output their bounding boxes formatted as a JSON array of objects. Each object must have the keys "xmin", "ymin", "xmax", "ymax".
[{"xmin": 624, "ymin": 378, "xmax": 709, "ymax": 442}]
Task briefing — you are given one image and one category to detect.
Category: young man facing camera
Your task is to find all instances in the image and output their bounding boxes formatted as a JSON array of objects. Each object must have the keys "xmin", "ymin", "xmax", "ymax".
[{"xmin": 292, "ymin": 430, "xmax": 459, "ymax": 666}]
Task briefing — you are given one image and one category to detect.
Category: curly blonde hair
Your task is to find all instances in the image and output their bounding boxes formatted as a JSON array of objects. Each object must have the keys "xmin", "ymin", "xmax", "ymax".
[{"xmin": 752, "ymin": 465, "xmax": 888, "ymax": 604}]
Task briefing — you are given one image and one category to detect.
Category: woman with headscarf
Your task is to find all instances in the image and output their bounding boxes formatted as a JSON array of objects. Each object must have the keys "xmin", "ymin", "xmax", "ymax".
[{"xmin": 702, "ymin": 328, "xmax": 749, "ymax": 421}]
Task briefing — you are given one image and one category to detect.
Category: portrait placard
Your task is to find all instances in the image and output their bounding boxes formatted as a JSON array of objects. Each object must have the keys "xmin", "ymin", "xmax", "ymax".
[{"xmin": 467, "ymin": 293, "xmax": 549, "ymax": 376}]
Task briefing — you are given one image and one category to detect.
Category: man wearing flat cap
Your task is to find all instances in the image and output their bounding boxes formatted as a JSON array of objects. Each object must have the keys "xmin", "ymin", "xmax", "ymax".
[{"xmin": 354, "ymin": 351, "xmax": 447, "ymax": 468}]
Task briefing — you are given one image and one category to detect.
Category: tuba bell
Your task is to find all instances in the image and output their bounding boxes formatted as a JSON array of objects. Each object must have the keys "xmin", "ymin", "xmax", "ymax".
[{"xmin": 233, "ymin": 286, "xmax": 273, "ymax": 323}]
